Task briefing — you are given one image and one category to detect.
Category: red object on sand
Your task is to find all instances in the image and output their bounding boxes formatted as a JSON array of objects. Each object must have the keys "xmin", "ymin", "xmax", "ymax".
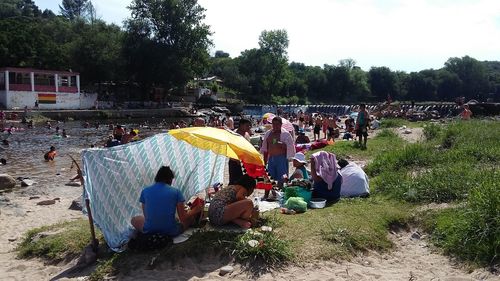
[{"xmin": 256, "ymin": 182, "xmax": 273, "ymax": 191}]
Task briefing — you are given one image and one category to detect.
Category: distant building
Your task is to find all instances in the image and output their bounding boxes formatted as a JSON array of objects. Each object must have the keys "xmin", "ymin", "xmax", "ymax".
[{"xmin": 0, "ymin": 67, "xmax": 97, "ymax": 109}]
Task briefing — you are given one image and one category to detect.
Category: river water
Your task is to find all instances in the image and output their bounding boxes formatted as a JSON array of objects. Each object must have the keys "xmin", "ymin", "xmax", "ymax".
[{"xmin": 0, "ymin": 120, "xmax": 171, "ymax": 204}]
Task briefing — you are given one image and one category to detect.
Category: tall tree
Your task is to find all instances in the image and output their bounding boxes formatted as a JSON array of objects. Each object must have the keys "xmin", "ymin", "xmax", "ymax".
[
  {"xmin": 368, "ymin": 66, "xmax": 397, "ymax": 101},
  {"xmin": 124, "ymin": 0, "xmax": 212, "ymax": 96},
  {"xmin": 59, "ymin": 0, "xmax": 89, "ymax": 20},
  {"xmin": 257, "ymin": 29, "xmax": 290, "ymax": 98},
  {"xmin": 445, "ymin": 56, "xmax": 488, "ymax": 100}
]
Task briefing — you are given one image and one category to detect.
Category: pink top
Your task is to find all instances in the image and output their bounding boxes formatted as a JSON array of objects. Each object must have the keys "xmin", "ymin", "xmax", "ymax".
[{"xmin": 311, "ymin": 151, "xmax": 338, "ymax": 190}]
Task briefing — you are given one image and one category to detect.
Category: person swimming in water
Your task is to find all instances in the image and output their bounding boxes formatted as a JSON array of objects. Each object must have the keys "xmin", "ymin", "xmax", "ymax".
[{"xmin": 44, "ymin": 146, "xmax": 57, "ymax": 161}]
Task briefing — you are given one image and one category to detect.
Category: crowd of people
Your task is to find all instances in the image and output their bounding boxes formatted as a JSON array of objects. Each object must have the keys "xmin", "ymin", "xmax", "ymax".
[{"xmin": 128, "ymin": 103, "xmax": 379, "ymax": 245}]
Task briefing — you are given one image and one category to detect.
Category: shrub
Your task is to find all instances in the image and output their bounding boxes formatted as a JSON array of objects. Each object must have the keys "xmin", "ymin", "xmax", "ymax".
[
  {"xmin": 233, "ymin": 228, "xmax": 292, "ymax": 265},
  {"xmin": 423, "ymin": 123, "xmax": 442, "ymax": 140}
]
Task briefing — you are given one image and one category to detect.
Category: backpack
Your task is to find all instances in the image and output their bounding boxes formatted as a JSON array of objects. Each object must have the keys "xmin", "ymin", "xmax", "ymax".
[{"xmin": 128, "ymin": 232, "xmax": 173, "ymax": 251}]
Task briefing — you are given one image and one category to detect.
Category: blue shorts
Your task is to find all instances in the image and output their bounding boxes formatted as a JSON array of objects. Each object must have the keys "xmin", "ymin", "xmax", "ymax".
[{"xmin": 267, "ymin": 155, "xmax": 289, "ymax": 183}]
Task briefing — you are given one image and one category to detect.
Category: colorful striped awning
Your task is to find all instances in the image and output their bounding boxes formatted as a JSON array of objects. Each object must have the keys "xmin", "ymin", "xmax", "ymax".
[{"xmin": 38, "ymin": 93, "xmax": 56, "ymax": 104}]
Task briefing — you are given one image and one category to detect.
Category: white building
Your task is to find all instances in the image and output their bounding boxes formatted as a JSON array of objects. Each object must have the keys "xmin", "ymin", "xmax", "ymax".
[{"xmin": 0, "ymin": 67, "xmax": 97, "ymax": 109}]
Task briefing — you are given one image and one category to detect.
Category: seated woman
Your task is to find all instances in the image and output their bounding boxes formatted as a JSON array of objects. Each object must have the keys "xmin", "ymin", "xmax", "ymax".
[
  {"xmin": 338, "ymin": 159, "xmax": 370, "ymax": 198},
  {"xmin": 131, "ymin": 166, "xmax": 202, "ymax": 237},
  {"xmin": 310, "ymin": 151, "xmax": 342, "ymax": 203},
  {"xmin": 208, "ymin": 174, "xmax": 256, "ymax": 229},
  {"xmin": 290, "ymin": 152, "xmax": 309, "ymax": 180}
]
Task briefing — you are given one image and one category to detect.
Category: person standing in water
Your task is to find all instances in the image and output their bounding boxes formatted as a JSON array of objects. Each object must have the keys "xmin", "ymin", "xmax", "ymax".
[{"xmin": 44, "ymin": 146, "xmax": 57, "ymax": 161}]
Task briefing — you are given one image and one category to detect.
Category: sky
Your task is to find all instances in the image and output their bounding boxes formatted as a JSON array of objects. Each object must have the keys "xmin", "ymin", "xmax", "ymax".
[{"xmin": 35, "ymin": 0, "xmax": 500, "ymax": 72}]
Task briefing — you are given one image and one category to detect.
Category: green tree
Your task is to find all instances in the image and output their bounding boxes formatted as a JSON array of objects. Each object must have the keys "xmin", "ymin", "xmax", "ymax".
[
  {"xmin": 258, "ymin": 29, "xmax": 290, "ymax": 98},
  {"xmin": 368, "ymin": 66, "xmax": 397, "ymax": 101},
  {"xmin": 406, "ymin": 71, "xmax": 437, "ymax": 101},
  {"xmin": 436, "ymin": 70, "xmax": 462, "ymax": 101},
  {"xmin": 124, "ymin": 0, "xmax": 212, "ymax": 97},
  {"xmin": 59, "ymin": 0, "xmax": 89, "ymax": 21},
  {"xmin": 323, "ymin": 59, "xmax": 369, "ymax": 102},
  {"xmin": 0, "ymin": 0, "xmax": 41, "ymax": 19},
  {"xmin": 69, "ymin": 20, "xmax": 124, "ymax": 88},
  {"xmin": 445, "ymin": 56, "xmax": 489, "ymax": 100}
]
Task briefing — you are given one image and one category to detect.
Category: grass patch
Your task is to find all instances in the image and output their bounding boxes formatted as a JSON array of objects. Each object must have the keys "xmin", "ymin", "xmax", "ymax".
[
  {"xmin": 379, "ymin": 118, "xmax": 428, "ymax": 129},
  {"xmin": 266, "ymin": 197, "xmax": 411, "ymax": 261},
  {"xmin": 368, "ymin": 120, "xmax": 500, "ymax": 203},
  {"xmin": 422, "ymin": 122, "xmax": 442, "ymax": 141},
  {"xmin": 17, "ymin": 219, "xmax": 102, "ymax": 263},
  {"xmin": 421, "ymin": 181, "xmax": 500, "ymax": 266},
  {"xmin": 309, "ymin": 128, "xmax": 405, "ymax": 160},
  {"xmin": 367, "ymin": 119, "xmax": 499, "ymax": 265}
]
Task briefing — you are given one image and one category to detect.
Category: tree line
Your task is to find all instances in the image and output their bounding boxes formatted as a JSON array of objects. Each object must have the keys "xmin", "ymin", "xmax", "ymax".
[{"xmin": 1, "ymin": 0, "xmax": 498, "ymax": 104}]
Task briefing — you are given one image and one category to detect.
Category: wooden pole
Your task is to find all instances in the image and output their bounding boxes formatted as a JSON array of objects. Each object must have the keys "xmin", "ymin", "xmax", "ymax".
[
  {"xmin": 70, "ymin": 155, "xmax": 98, "ymax": 252},
  {"xmin": 85, "ymin": 198, "xmax": 99, "ymax": 252}
]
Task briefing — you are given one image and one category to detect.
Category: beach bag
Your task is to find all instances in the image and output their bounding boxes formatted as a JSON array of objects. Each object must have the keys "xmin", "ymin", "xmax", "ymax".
[
  {"xmin": 128, "ymin": 232, "xmax": 173, "ymax": 251},
  {"xmin": 285, "ymin": 197, "xmax": 308, "ymax": 213}
]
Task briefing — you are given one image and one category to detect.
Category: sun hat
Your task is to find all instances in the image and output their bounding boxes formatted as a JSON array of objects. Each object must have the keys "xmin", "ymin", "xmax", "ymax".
[{"xmin": 292, "ymin": 152, "xmax": 307, "ymax": 164}]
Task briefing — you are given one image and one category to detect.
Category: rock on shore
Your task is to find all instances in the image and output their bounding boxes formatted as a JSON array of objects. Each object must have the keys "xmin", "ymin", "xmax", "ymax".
[{"xmin": 0, "ymin": 174, "xmax": 16, "ymax": 190}]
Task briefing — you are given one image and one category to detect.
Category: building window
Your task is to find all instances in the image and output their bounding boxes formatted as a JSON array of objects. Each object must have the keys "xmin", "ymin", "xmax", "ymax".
[
  {"xmin": 70, "ymin": 76, "xmax": 77, "ymax": 87},
  {"xmin": 58, "ymin": 75, "xmax": 70, "ymax": 87},
  {"xmin": 9, "ymin": 72, "xmax": 31, "ymax": 84},
  {"xmin": 0, "ymin": 72, "xmax": 4, "ymax": 89},
  {"xmin": 34, "ymin": 73, "xmax": 55, "ymax": 86}
]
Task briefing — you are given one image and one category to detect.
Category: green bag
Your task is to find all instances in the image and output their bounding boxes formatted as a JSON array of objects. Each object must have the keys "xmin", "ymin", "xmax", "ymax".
[
  {"xmin": 285, "ymin": 197, "xmax": 308, "ymax": 213},
  {"xmin": 284, "ymin": 186, "xmax": 312, "ymax": 204}
]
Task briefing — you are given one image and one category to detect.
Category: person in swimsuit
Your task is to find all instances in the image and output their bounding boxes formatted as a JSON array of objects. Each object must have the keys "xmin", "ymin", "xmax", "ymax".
[
  {"xmin": 208, "ymin": 174, "xmax": 256, "ymax": 229},
  {"xmin": 460, "ymin": 104, "xmax": 472, "ymax": 120},
  {"xmin": 327, "ymin": 115, "xmax": 338, "ymax": 141},
  {"xmin": 322, "ymin": 116, "xmax": 328, "ymax": 139},
  {"xmin": 260, "ymin": 116, "xmax": 295, "ymax": 200},
  {"xmin": 356, "ymin": 104, "xmax": 370, "ymax": 149},
  {"xmin": 313, "ymin": 115, "xmax": 322, "ymax": 141},
  {"xmin": 44, "ymin": 146, "xmax": 57, "ymax": 161}
]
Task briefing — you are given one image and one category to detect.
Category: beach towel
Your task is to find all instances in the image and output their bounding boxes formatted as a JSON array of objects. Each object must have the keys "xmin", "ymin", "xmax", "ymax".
[
  {"xmin": 82, "ymin": 133, "xmax": 225, "ymax": 252},
  {"xmin": 310, "ymin": 151, "xmax": 338, "ymax": 190}
]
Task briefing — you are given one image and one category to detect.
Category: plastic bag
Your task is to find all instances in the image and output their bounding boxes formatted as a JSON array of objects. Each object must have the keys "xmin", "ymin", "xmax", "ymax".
[{"xmin": 285, "ymin": 197, "xmax": 307, "ymax": 213}]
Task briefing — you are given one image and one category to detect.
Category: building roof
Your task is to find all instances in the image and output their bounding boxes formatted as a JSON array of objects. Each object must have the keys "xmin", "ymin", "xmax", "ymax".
[
  {"xmin": 0, "ymin": 67, "xmax": 79, "ymax": 76},
  {"xmin": 194, "ymin": 76, "xmax": 223, "ymax": 83}
]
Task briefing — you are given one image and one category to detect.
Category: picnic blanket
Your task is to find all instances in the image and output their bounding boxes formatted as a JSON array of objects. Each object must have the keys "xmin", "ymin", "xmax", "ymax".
[{"xmin": 82, "ymin": 133, "xmax": 225, "ymax": 252}]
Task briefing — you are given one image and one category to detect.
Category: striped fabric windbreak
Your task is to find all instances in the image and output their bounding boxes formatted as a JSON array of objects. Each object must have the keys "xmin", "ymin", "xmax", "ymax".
[
  {"xmin": 38, "ymin": 93, "xmax": 56, "ymax": 104},
  {"xmin": 82, "ymin": 133, "xmax": 225, "ymax": 251}
]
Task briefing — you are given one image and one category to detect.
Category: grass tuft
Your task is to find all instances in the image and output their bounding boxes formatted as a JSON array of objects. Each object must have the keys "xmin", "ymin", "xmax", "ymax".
[{"xmin": 16, "ymin": 219, "xmax": 101, "ymax": 263}]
